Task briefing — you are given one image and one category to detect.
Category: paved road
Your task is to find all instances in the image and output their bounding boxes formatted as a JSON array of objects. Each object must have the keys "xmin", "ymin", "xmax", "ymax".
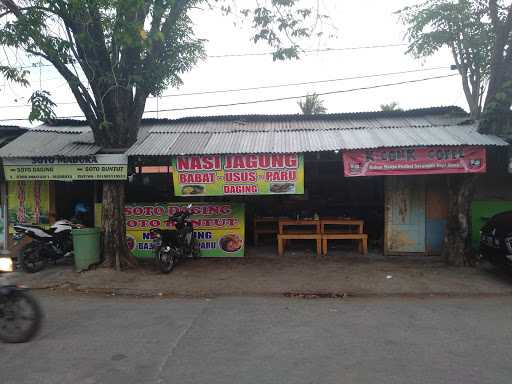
[{"xmin": 1, "ymin": 293, "xmax": 512, "ymax": 384}]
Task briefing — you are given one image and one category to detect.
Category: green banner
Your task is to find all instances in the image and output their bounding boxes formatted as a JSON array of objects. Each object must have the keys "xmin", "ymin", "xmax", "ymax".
[
  {"xmin": 172, "ymin": 154, "xmax": 304, "ymax": 196},
  {"xmin": 3, "ymin": 155, "xmax": 127, "ymax": 181},
  {"xmin": 125, "ymin": 203, "xmax": 245, "ymax": 258},
  {"xmin": 8, "ymin": 181, "xmax": 50, "ymax": 229}
]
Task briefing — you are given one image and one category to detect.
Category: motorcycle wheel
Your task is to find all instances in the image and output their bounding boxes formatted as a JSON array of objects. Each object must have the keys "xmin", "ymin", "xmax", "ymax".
[
  {"xmin": 0, "ymin": 290, "xmax": 42, "ymax": 343},
  {"xmin": 157, "ymin": 248, "xmax": 178, "ymax": 273},
  {"xmin": 19, "ymin": 243, "xmax": 47, "ymax": 273},
  {"xmin": 191, "ymin": 238, "xmax": 201, "ymax": 259}
]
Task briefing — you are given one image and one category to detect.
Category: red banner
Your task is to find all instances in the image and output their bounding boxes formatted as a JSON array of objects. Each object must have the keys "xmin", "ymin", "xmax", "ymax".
[{"xmin": 343, "ymin": 147, "xmax": 486, "ymax": 177}]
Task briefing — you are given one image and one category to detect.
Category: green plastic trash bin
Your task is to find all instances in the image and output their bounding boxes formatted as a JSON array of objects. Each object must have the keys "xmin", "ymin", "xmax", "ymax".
[{"xmin": 72, "ymin": 227, "xmax": 101, "ymax": 272}]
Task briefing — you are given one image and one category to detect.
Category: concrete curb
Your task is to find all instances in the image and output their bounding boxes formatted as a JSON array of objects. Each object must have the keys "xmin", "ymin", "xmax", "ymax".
[{"xmin": 31, "ymin": 283, "xmax": 512, "ymax": 300}]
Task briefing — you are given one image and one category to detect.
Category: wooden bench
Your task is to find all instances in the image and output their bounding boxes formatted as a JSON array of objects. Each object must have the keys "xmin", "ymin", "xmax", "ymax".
[
  {"xmin": 322, "ymin": 233, "xmax": 368, "ymax": 256},
  {"xmin": 278, "ymin": 233, "xmax": 322, "ymax": 256},
  {"xmin": 277, "ymin": 219, "xmax": 322, "ymax": 256}
]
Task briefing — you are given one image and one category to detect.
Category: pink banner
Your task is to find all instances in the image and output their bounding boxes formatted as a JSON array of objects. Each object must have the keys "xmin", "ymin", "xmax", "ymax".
[{"xmin": 343, "ymin": 147, "xmax": 486, "ymax": 177}]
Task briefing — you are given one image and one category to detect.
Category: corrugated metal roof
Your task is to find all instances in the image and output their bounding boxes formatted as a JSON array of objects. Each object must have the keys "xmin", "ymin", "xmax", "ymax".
[
  {"xmin": 0, "ymin": 125, "xmax": 153, "ymax": 158},
  {"xmin": 144, "ymin": 114, "xmax": 469, "ymax": 133},
  {"xmin": 30, "ymin": 126, "xmax": 90, "ymax": 134},
  {"xmin": 0, "ymin": 107, "xmax": 508, "ymax": 158},
  {"xmin": 127, "ymin": 124, "xmax": 508, "ymax": 156},
  {"xmin": 0, "ymin": 130, "xmax": 100, "ymax": 158}
]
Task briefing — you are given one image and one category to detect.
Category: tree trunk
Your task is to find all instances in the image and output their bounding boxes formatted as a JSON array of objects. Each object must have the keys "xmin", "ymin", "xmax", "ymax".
[
  {"xmin": 101, "ymin": 181, "xmax": 137, "ymax": 270},
  {"xmin": 442, "ymin": 175, "xmax": 479, "ymax": 266}
]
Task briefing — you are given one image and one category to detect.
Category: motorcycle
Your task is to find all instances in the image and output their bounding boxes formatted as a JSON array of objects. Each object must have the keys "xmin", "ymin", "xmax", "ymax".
[
  {"xmin": 150, "ymin": 205, "xmax": 200, "ymax": 273},
  {"xmin": 14, "ymin": 219, "xmax": 83, "ymax": 273},
  {"xmin": 0, "ymin": 257, "xmax": 43, "ymax": 343}
]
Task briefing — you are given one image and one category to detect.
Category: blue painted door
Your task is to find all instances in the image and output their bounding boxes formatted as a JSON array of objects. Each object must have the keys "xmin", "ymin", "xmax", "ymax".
[{"xmin": 385, "ymin": 176, "xmax": 426, "ymax": 254}]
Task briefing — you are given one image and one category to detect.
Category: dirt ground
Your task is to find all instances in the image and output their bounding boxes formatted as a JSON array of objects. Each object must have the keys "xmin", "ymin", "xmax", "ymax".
[{"xmin": 10, "ymin": 245, "xmax": 512, "ymax": 298}]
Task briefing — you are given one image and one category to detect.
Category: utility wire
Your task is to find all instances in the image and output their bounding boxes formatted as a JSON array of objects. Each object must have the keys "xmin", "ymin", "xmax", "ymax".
[
  {"xmin": 0, "ymin": 74, "xmax": 457, "ymax": 122},
  {"xmin": 16, "ymin": 43, "xmax": 409, "ymax": 69},
  {"xmin": 0, "ymin": 66, "xmax": 451, "ymax": 109},
  {"xmin": 208, "ymin": 43, "xmax": 408, "ymax": 58},
  {"xmin": 144, "ymin": 74, "xmax": 457, "ymax": 114},
  {"xmin": 158, "ymin": 66, "xmax": 449, "ymax": 98}
]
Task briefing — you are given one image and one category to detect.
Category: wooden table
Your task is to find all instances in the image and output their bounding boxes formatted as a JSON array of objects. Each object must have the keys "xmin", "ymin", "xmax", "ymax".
[
  {"xmin": 320, "ymin": 219, "xmax": 364, "ymax": 234},
  {"xmin": 320, "ymin": 219, "xmax": 367, "ymax": 255},
  {"xmin": 277, "ymin": 219, "xmax": 322, "ymax": 256}
]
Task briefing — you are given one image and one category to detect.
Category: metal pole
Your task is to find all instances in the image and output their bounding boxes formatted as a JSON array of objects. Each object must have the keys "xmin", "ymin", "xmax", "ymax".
[{"xmin": 1, "ymin": 182, "xmax": 9, "ymax": 254}]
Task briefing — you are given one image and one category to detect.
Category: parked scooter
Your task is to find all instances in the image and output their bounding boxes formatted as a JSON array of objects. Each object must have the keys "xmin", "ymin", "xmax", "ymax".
[
  {"xmin": 14, "ymin": 219, "xmax": 83, "ymax": 273},
  {"xmin": 0, "ymin": 257, "xmax": 42, "ymax": 343},
  {"xmin": 150, "ymin": 205, "xmax": 200, "ymax": 273}
]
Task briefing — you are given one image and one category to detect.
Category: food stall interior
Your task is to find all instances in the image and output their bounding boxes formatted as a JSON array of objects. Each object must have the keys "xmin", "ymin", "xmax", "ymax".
[
  {"xmin": 127, "ymin": 152, "xmax": 385, "ymax": 252},
  {"xmin": 54, "ymin": 181, "xmax": 97, "ymax": 227}
]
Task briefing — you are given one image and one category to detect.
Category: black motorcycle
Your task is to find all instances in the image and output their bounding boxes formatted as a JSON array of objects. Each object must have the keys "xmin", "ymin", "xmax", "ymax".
[
  {"xmin": 151, "ymin": 206, "xmax": 200, "ymax": 273},
  {"xmin": 14, "ymin": 219, "xmax": 82, "ymax": 273},
  {"xmin": 0, "ymin": 257, "xmax": 42, "ymax": 343}
]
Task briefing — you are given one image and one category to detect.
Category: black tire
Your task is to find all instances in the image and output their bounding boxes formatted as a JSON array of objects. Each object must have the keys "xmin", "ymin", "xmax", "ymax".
[
  {"xmin": 0, "ymin": 290, "xmax": 43, "ymax": 343},
  {"xmin": 157, "ymin": 247, "xmax": 178, "ymax": 273},
  {"xmin": 19, "ymin": 243, "xmax": 47, "ymax": 273},
  {"xmin": 190, "ymin": 238, "xmax": 200, "ymax": 259}
]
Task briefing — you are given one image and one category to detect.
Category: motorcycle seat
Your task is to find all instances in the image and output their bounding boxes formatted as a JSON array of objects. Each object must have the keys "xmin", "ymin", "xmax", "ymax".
[{"xmin": 14, "ymin": 224, "xmax": 55, "ymax": 236}]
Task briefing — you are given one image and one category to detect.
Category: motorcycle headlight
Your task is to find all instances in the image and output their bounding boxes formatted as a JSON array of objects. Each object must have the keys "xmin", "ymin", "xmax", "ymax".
[{"xmin": 0, "ymin": 257, "xmax": 13, "ymax": 272}]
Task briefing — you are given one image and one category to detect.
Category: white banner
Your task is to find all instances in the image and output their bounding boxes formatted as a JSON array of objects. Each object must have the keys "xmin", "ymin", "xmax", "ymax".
[{"xmin": 3, "ymin": 154, "xmax": 128, "ymax": 181}]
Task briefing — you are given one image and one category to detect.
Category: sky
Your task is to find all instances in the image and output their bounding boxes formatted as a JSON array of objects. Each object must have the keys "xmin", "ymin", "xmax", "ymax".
[{"xmin": 0, "ymin": 0, "xmax": 466, "ymax": 127}]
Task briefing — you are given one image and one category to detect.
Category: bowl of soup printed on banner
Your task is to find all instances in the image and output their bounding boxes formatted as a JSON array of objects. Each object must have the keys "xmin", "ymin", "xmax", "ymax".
[{"xmin": 219, "ymin": 234, "xmax": 244, "ymax": 253}]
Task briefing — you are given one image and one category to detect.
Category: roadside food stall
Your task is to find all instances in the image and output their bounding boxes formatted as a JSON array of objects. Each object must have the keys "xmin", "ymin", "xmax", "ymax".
[
  {"xmin": 343, "ymin": 146, "xmax": 488, "ymax": 254},
  {"xmin": 0, "ymin": 107, "xmax": 508, "ymax": 260},
  {"xmin": 0, "ymin": 126, "xmax": 128, "ymax": 251},
  {"xmin": 126, "ymin": 106, "xmax": 509, "ymax": 258}
]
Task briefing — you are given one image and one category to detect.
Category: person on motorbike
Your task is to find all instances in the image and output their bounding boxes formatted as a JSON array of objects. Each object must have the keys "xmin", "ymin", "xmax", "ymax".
[{"xmin": 0, "ymin": 257, "xmax": 42, "ymax": 343}]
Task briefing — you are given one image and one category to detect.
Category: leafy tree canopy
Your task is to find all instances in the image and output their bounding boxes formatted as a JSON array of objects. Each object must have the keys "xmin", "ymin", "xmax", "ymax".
[
  {"xmin": 298, "ymin": 92, "xmax": 327, "ymax": 115},
  {"xmin": 380, "ymin": 101, "xmax": 402, "ymax": 111},
  {"xmin": 0, "ymin": 0, "xmax": 327, "ymax": 146},
  {"xmin": 0, "ymin": 0, "xmax": 329, "ymax": 269},
  {"xmin": 397, "ymin": 0, "xmax": 493, "ymax": 119},
  {"xmin": 398, "ymin": 0, "xmax": 512, "ymax": 135}
]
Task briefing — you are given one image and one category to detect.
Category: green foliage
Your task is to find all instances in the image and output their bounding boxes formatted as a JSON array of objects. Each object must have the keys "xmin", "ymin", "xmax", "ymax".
[
  {"xmin": 480, "ymin": 79, "xmax": 512, "ymax": 135},
  {"xmin": 298, "ymin": 93, "xmax": 327, "ymax": 115},
  {"xmin": 0, "ymin": 0, "xmax": 325, "ymax": 141},
  {"xmin": 0, "ymin": 65, "xmax": 30, "ymax": 87},
  {"xmin": 380, "ymin": 102, "xmax": 402, "ymax": 111},
  {"xmin": 226, "ymin": 0, "xmax": 327, "ymax": 60},
  {"xmin": 397, "ymin": 0, "xmax": 494, "ymax": 119},
  {"xmin": 28, "ymin": 90, "xmax": 56, "ymax": 123},
  {"xmin": 398, "ymin": 0, "xmax": 492, "ymax": 64},
  {"xmin": 0, "ymin": 64, "xmax": 57, "ymax": 123}
]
